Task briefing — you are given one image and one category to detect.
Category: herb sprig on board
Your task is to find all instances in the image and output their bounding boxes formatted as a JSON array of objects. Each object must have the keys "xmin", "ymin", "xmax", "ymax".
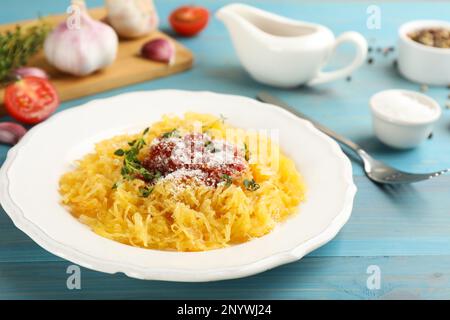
[
  {"xmin": 0, "ymin": 21, "xmax": 51, "ymax": 83},
  {"xmin": 113, "ymin": 127, "xmax": 160, "ymax": 197}
]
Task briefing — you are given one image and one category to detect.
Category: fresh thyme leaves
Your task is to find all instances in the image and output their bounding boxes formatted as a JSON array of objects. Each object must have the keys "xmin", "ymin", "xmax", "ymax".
[
  {"xmin": 219, "ymin": 114, "xmax": 227, "ymax": 124},
  {"xmin": 0, "ymin": 21, "xmax": 51, "ymax": 83},
  {"xmin": 162, "ymin": 128, "xmax": 179, "ymax": 138},
  {"xmin": 114, "ymin": 149, "xmax": 125, "ymax": 156},
  {"xmin": 244, "ymin": 179, "xmax": 260, "ymax": 191},
  {"xmin": 204, "ymin": 140, "xmax": 216, "ymax": 153},
  {"xmin": 243, "ymin": 143, "xmax": 250, "ymax": 161},
  {"xmin": 221, "ymin": 174, "xmax": 232, "ymax": 187},
  {"xmin": 113, "ymin": 127, "xmax": 159, "ymax": 195},
  {"xmin": 138, "ymin": 185, "xmax": 154, "ymax": 198},
  {"xmin": 120, "ymin": 153, "xmax": 152, "ymax": 181},
  {"xmin": 155, "ymin": 170, "xmax": 162, "ymax": 177}
]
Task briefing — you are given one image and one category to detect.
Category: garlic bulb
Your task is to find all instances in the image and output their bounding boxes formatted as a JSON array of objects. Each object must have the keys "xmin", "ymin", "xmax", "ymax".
[
  {"xmin": 105, "ymin": 0, "xmax": 159, "ymax": 39},
  {"xmin": 44, "ymin": 0, "xmax": 118, "ymax": 76}
]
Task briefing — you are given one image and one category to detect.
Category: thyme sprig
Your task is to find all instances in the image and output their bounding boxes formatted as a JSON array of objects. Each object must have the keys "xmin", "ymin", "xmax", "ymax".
[
  {"xmin": 243, "ymin": 179, "xmax": 260, "ymax": 191},
  {"xmin": 162, "ymin": 128, "xmax": 180, "ymax": 139},
  {"xmin": 204, "ymin": 140, "xmax": 217, "ymax": 153},
  {"xmin": 0, "ymin": 21, "xmax": 51, "ymax": 83},
  {"xmin": 221, "ymin": 174, "xmax": 232, "ymax": 187},
  {"xmin": 243, "ymin": 143, "xmax": 250, "ymax": 161},
  {"xmin": 113, "ymin": 127, "xmax": 159, "ymax": 197},
  {"xmin": 139, "ymin": 185, "xmax": 154, "ymax": 197}
]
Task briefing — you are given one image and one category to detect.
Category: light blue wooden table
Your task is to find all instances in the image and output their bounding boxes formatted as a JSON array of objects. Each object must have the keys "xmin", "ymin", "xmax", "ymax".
[{"xmin": 1, "ymin": 0, "xmax": 450, "ymax": 299}]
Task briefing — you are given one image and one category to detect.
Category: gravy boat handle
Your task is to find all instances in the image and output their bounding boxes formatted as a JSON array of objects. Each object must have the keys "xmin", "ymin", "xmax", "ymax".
[{"xmin": 308, "ymin": 31, "xmax": 368, "ymax": 86}]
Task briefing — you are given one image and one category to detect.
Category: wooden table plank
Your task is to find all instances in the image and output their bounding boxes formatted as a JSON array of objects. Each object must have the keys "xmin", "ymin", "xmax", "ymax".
[
  {"xmin": 1, "ymin": 176, "xmax": 450, "ymax": 262},
  {"xmin": 1, "ymin": 256, "xmax": 449, "ymax": 299},
  {"xmin": 1, "ymin": 0, "xmax": 450, "ymax": 299}
]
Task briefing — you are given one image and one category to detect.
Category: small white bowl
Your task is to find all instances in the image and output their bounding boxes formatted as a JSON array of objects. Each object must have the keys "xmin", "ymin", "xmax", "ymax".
[
  {"xmin": 369, "ymin": 89, "xmax": 441, "ymax": 149},
  {"xmin": 398, "ymin": 20, "xmax": 450, "ymax": 85}
]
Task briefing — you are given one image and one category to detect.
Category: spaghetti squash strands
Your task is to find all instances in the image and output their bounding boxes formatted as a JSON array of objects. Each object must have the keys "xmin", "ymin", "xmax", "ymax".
[{"xmin": 59, "ymin": 113, "xmax": 306, "ymax": 251}]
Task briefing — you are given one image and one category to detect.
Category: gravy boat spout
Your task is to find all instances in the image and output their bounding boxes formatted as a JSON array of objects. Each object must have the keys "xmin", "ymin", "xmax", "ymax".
[{"xmin": 216, "ymin": 3, "xmax": 367, "ymax": 88}]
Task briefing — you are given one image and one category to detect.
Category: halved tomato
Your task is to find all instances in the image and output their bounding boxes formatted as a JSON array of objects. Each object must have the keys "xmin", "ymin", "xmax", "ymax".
[
  {"xmin": 169, "ymin": 6, "xmax": 209, "ymax": 37},
  {"xmin": 4, "ymin": 76, "xmax": 59, "ymax": 124}
]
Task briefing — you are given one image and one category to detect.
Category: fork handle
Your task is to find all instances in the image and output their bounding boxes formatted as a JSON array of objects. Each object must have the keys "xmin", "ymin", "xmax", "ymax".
[{"xmin": 256, "ymin": 92, "xmax": 363, "ymax": 154}]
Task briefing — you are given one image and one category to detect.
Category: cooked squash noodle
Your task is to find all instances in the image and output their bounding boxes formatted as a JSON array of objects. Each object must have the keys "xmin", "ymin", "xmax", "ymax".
[{"xmin": 59, "ymin": 112, "xmax": 305, "ymax": 251}]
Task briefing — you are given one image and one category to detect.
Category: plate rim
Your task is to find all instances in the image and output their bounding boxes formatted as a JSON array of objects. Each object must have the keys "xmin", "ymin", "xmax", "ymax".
[{"xmin": 0, "ymin": 90, "xmax": 357, "ymax": 282}]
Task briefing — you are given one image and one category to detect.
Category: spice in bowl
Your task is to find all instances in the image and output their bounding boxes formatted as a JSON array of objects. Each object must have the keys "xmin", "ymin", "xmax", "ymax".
[
  {"xmin": 369, "ymin": 90, "xmax": 441, "ymax": 149},
  {"xmin": 408, "ymin": 28, "xmax": 450, "ymax": 48},
  {"xmin": 371, "ymin": 90, "xmax": 438, "ymax": 123}
]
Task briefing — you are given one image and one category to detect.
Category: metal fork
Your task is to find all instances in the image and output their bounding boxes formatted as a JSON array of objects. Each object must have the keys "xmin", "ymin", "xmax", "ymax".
[{"xmin": 257, "ymin": 92, "xmax": 449, "ymax": 184}]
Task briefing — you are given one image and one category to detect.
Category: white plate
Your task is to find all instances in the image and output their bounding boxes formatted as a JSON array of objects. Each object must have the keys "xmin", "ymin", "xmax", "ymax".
[{"xmin": 0, "ymin": 90, "xmax": 356, "ymax": 282}]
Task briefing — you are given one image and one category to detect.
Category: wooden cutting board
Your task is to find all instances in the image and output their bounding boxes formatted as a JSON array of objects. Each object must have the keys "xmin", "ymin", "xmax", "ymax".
[{"xmin": 0, "ymin": 7, "xmax": 194, "ymax": 116}]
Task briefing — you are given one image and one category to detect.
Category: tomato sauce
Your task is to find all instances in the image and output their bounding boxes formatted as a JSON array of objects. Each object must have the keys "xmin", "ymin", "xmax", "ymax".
[{"xmin": 143, "ymin": 132, "xmax": 247, "ymax": 186}]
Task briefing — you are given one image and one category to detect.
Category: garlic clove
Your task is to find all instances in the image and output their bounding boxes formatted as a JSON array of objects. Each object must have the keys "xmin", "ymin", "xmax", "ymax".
[
  {"xmin": 105, "ymin": 0, "xmax": 159, "ymax": 39},
  {"xmin": 0, "ymin": 122, "xmax": 27, "ymax": 145},
  {"xmin": 14, "ymin": 67, "xmax": 48, "ymax": 79},
  {"xmin": 141, "ymin": 38, "xmax": 175, "ymax": 64},
  {"xmin": 44, "ymin": 1, "xmax": 118, "ymax": 76}
]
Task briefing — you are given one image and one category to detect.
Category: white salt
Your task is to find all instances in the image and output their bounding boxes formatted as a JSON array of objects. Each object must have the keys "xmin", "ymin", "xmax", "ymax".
[{"xmin": 373, "ymin": 91, "xmax": 437, "ymax": 123}]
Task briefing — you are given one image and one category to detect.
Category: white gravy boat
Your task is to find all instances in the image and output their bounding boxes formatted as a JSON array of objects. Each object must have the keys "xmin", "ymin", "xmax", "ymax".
[{"xmin": 216, "ymin": 3, "xmax": 368, "ymax": 87}]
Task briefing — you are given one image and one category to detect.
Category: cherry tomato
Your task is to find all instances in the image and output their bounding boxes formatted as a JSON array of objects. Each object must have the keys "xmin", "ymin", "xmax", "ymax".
[
  {"xmin": 169, "ymin": 6, "xmax": 209, "ymax": 37},
  {"xmin": 4, "ymin": 76, "xmax": 59, "ymax": 124}
]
